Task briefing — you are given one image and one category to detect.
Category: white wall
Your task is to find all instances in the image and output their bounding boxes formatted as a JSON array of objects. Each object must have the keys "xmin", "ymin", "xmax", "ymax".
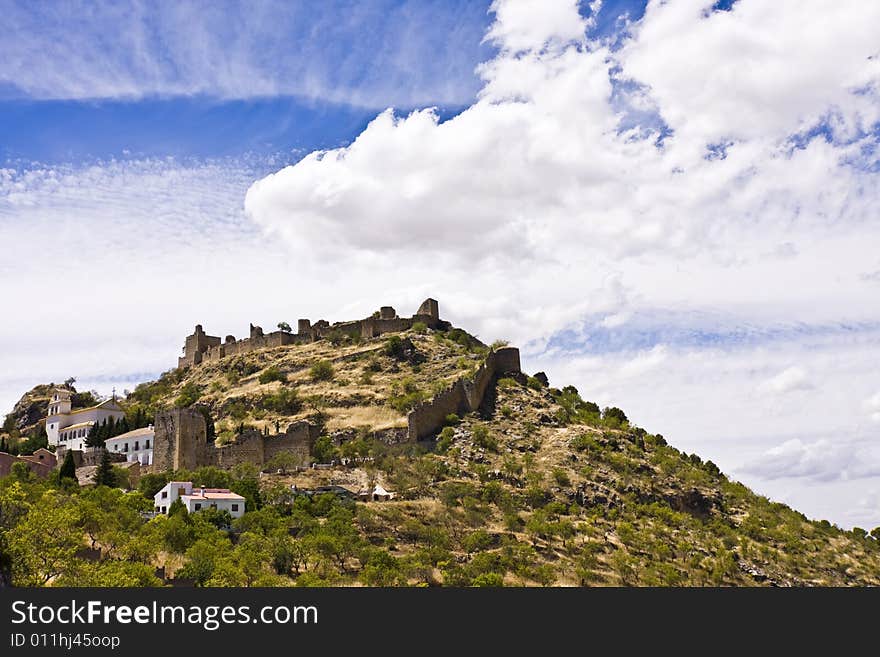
[
  {"xmin": 153, "ymin": 481, "xmax": 192, "ymax": 514},
  {"xmin": 182, "ymin": 495, "xmax": 245, "ymax": 518}
]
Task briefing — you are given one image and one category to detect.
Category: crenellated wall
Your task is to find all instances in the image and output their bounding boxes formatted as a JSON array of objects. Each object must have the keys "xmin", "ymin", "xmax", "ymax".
[
  {"xmin": 406, "ymin": 346, "xmax": 522, "ymax": 441},
  {"xmin": 177, "ymin": 298, "xmax": 447, "ymax": 370}
]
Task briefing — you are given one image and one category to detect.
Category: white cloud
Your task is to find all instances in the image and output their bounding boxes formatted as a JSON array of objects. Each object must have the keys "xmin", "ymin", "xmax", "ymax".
[
  {"xmin": 0, "ymin": 1, "xmax": 488, "ymax": 106},
  {"xmin": 618, "ymin": 0, "xmax": 880, "ymax": 150},
  {"xmin": 239, "ymin": 0, "xmax": 880, "ymax": 528},
  {"xmin": 485, "ymin": 0, "xmax": 586, "ymax": 53},
  {"xmin": 866, "ymin": 392, "xmax": 880, "ymax": 422},
  {"xmin": 3, "ymin": 0, "xmax": 880, "ymax": 529},
  {"xmin": 739, "ymin": 437, "xmax": 880, "ymax": 483},
  {"xmin": 757, "ymin": 366, "xmax": 813, "ymax": 395}
]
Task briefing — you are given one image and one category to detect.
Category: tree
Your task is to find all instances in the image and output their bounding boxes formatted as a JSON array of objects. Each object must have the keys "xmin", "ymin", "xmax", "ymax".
[
  {"xmin": 277, "ymin": 322, "xmax": 292, "ymax": 333},
  {"xmin": 58, "ymin": 450, "xmax": 77, "ymax": 481},
  {"xmin": 64, "ymin": 377, "xmax": 76, "ymax": 387},
  {"xmin": 19, "ymin": 425, "xmax": 48, "ymax": 455},
  {"xmin": 93, "ymin": 450, "xmax": 116, "ymax": 487},
  {"xmin": 312, "ymin": 435, "xmax": 337, "ymax": 463},
  {"xmin": 267, "ymin": 451, "xmax": 300, "ymax": 475},
  {"xmin": 7, "ymin": 491, "xmax": 81, "ymax": 586}
]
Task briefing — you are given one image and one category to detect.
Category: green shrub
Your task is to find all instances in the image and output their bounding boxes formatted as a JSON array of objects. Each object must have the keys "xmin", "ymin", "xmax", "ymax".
[
  {"xmin": 497, "ymin": 377, "xmax": 518, "ymax": 389},
  {"xmin": 412, "ymin": 321, "xmax": 428, "ymax": 334},
  {"xmin": 310, "ymin": 360, "xmax": 334, "ymax": 382},
  {"xmin": 258, "ymin": 365, "xmax": 286, "ymax": 385},
  {"xmin": 326, "ymin": 330, "xmax": 347, "ymax": 346},
  {"xmin": 551, "ymin": 468, "xmax": 571, "ymax": 487},
  {"xmin": 359, "ymin": 371, "xmax": 374, "ymax": 385},
  {"xmin": 526, "ymin": 376, "xmax": 543, "ymax": 390},
  {"xmin": 261, "ymin": 388, "xmax": 301, "ymax": 414},
  {"xmin": 384, "ymin": 335, "xmax": 407, "ymax": 359},
  {"xmin": 175, "ymin": 382, "xmax": 202, "ymax": 407},
  {"xmin": 437, "ymin": 427, "xmax": 455, "ymax": 453},
  {"xmin": 444, "ymin": 413, "xmax": 461, "ymax": 426},
  {"xmin": 500, "ymin": 405, "xmax": 513, "ymax": 418},
  {"xmin": 490, "ymin": 339, "xmax": 509, "ymax": 350},
  {"xmin": 471, "ymin": 425, "xmax": 498, "ymax": 452}
]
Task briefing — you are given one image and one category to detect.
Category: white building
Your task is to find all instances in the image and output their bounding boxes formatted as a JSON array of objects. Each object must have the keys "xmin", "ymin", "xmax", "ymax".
[
  {"xmin": 105, "ymin": 426, "xmax": 154, "ymax": 465},
  {"xmin": 46, "ymin": 388, "xmax": 125, "ymax": 451},
  {"xmin": 153, "ymin": 481, "xmax": 245, "ymax": 518}
]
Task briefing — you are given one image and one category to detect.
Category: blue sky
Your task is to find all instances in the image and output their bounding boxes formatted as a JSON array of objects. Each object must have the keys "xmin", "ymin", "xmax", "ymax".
[{"xmin": 1, "ymin": 0, "xmax": 879, "ymax": 528}]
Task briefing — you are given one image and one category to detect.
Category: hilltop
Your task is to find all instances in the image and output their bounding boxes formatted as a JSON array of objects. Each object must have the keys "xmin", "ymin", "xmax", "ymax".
[{"xmin": 2, "ymin": 307, "xmax": 879, "ymax": 587}]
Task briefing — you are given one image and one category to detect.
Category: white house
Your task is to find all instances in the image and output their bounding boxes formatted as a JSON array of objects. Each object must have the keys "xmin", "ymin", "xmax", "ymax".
[
  {"xmin": 45, "ymin": 388, "xmax": 125, "ymax": 451},
  {"xmin": 105, "ymin": 425, "xmax": 154, "ymax": 465},
  {"xmin": 153, "ymin": 481, "xmax": 245, "ymax": 518}
]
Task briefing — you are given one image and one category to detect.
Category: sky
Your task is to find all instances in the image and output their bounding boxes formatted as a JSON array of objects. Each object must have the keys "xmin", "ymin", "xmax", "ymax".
[{"xmin": 1, "ymin": 0, "xmax": 879, "ymax": 529}]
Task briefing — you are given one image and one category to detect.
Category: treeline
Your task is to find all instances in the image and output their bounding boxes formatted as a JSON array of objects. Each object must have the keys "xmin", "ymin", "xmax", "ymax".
[{"xmin": 85, "ymin": 408, "xmax": 152, "ymax": 448}]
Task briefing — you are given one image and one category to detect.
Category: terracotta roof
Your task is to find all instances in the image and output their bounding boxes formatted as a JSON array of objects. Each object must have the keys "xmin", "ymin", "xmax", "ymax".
[{"xmin": 184, "ymin": 490, "xmax": 245, "ymax": 501}]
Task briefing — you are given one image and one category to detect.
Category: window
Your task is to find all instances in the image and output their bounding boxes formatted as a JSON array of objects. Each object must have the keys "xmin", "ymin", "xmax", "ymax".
[
  {"xmin": 231, "ymin": 504, "xmax": 239, "ymax": 512},
  {"xmin": 194, "ymin": 503, "xmax": 202, "ymax": 510},
  {"xmin": 145, "ymin": 440, "xmax": 150, "ymax": 449},
  {"xmin": 161, "ymin": 491, "xmax": 168, "ymax": 499},
  {"xmin": 211, "ymin": 504, "xmax": 217, "ymax": 509},
  {"xmin": 161, "ymin": 506, "xmax": 166, "ymax": 514},
  {"xmin": 123, "ymin": 443, "xmax": 128, "ymax": 452},
  {"xmin": 134, "ymin": 441, "xmax": 139, "ymax": 451}
]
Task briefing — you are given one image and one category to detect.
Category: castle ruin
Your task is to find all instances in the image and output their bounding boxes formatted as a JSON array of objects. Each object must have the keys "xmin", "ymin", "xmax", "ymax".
[
  {"xmin": 152, "ymin": 408, "xmax": 319, "ymax": 471},
  {"xmin": 178, "ymin": 298, "xmax": 446, "ymax": 369}
]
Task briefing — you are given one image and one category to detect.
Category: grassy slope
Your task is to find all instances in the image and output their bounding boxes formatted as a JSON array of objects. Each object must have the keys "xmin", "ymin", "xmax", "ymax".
[{"xmin": 126, "ymin": 327, "xmax": 880, "ymax": 586}]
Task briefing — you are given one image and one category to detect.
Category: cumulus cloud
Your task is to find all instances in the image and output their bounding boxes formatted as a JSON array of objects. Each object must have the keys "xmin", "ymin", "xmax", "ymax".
[
  {"xmin": 241, "ymin": 0, "xmax": 880, "ymax": 528},
  {"xmin": 757, "ymin": 366, "xmax": 813, "ymax": 395},
  {"xmin": 866, "ymin": 392, "xmax": 880, "ymax": 422},
  {"xmin": 4, "ymin": 0, "xmax": 880, "ymax": 528},
  {"xmin": 739, "ymin": 437, "xmax": 880, "ymax": 483}
]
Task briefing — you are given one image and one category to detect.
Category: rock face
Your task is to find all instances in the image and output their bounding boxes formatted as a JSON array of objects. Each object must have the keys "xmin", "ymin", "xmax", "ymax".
[{"xmin": 3, "ymin": 384, "xmax": 53, "ymax": 434}]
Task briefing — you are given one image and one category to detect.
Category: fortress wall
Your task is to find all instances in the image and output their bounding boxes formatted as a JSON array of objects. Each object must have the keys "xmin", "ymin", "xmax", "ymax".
[
  {"xmin": 407, "ymin": 380, "xmax": 467, "ymax": 441},
  {"xmin": 262, "ymin": 421, "xmax": 318, "ymax": 464},
  {"xmin": 406, "ymin": 347, "xmax": 522, "ymax": 441},
  {"xmin": 153, "ymin": 408, "xmax": 208, "ymax": 472},
  {"xmin": 215, "ymin": 430, "xmax": 265, "ymax": 469}
]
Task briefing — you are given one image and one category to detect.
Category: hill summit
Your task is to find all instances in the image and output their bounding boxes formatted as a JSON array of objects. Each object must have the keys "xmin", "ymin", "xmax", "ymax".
[{"xmin": 2, "ymin": 298, "xmax": 879, "ymax": 586}]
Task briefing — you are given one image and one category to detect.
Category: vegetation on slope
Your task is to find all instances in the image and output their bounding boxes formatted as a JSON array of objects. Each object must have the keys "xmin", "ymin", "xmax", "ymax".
[{"xmin": 1, "ymin": 325, "xmax": 879, "ymax": 586}]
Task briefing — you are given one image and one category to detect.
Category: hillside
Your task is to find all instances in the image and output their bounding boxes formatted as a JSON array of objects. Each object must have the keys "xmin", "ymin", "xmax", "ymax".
[{"xmin": 2, "ymin": 323, "xmax": 879, "ymax": 586}]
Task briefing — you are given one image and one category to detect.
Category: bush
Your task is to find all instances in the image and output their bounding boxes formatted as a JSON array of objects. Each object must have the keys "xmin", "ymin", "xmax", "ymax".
[
  {"xmin": 309, "ymin": 360, "xmax": 335, "ymax": 382},
  {"xmin": 500, "ymin": 405, "xmax": 513, "ymax": 418},
  {"xmin": 326, "ymin": 330, "xmax": 348, "ymax": 346},
  {"xmin": 260, "ymin": 388, "xmax": 301, "ymax": 414},
  {"xmin": 444, "ymin": 413, "xmax": 461, "ymax": 426},
  {"xmin": 412, "ymin": 321, "xmax": 428, "ymax": 335},
  {"xmin": 526, "ymin": 376, "xmax": 543, "ymax": 390},
  {"xmin": 602, "ymin": 406, "xmax": 629, "ymax": 426},
  {"xmin": 312, "ymin": 435, "xmax": 338, "ymax": 463},
  {"xmin": 552, "ymin": 468, "xmax": 571, "ymax": 487},
  {"xmin": 497, "ymin": 377, "xmax": 518, "ymax": 389},
  {"xmin": 258, "ymin": 365, "xmax": 286, "ymax": 385},
  {"xmin": 384, "ymin": 335, "xmax": 407, "ymax": 359},
  {"xmin": 437, "ymin": 427, "xmax": 455, "ymax": 453},
  {"xmin": 471, "ymin": 425, "xmax": 498, "ymax": 452},
  {"xmin": 175, "ymin": 382, "xmax": 202, "ymax": 407}
]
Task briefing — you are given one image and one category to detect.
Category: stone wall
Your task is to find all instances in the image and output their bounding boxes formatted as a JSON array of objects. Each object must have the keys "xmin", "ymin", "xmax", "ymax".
[
  {"xmin": 263, "ymin": 422, "xmax": 319, "ymax": 463},
  {"xmin": 407, "ymin": 346, "xmax": 522, "ymax": 441},
  {"xmin": 152, "ymin": 408, "xmax": 209, "ymax": 472},
  {"xmin": 153, "ymin": 409, "xmax": 318, "ymax": 471},
  {"xmin": 177, "ymin": 298, "xmax": 448, "ymax": 370}
]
